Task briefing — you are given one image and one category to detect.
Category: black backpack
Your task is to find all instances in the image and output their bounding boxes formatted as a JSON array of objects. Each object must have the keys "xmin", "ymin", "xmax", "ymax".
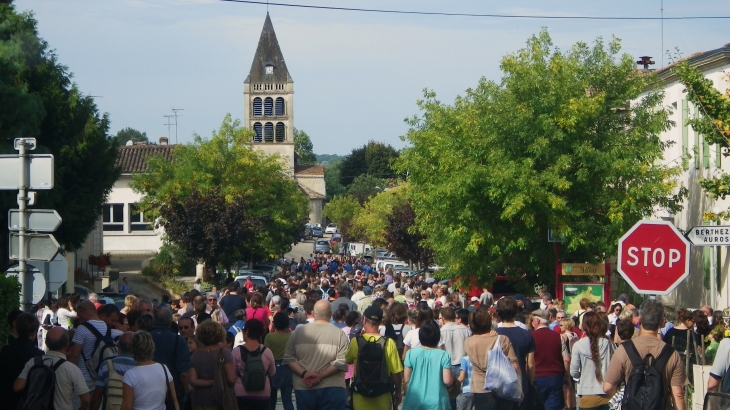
[
  {"xmin": 621, "ymin": 341, "xmax": 672, "ymax": 410},
  {"xmin": 20, "ymin": 356, "xmax": 65, "ymax": 410},
  {"xmin": 351, "ymin": 336, "xmax": 394, "ymax": 398},
  {"xmin": 81, "ymin": 322, "xmax": 118, "ymax": 381},
  {"xmin": 383, "ymin": 323, "xmax": 405, "ymax": 358},
  {"xmin": 239, "ymin": 345, "xmax": 267, "ymax": 392}
]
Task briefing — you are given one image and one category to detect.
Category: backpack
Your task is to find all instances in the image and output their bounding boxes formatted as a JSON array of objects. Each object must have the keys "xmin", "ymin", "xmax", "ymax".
[
  {"xmin": 351, "ymin": 336, "xmax": 394, "ymax": 398},
  {"xmin": 573, "ymin": 311, "xmax": 586, "ymax": 328},
  {"xmin": 81, "ymin": 322, "xmax": 118, "ymax": 381},
  {"xmin": 103, "ymin": 358, "xmax": 124, "ymax": 410},
  {"xmin": 621, "ymin": 340, "xmax": 672, "ymax": 410},
  {"xmin": 383, "ymin": 323, "xmax": 405, "ymax": 358},
  {"xmin": 19, "ymin": 356, "xmax": 65, "ymax": 410},
  {"xmin": 239, "ymin": 345, "xmax": 267, "ymax": 392}
]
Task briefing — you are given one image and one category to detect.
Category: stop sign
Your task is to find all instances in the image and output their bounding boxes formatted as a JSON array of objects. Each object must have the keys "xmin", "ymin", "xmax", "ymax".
[{"xmin": 617, "ymin": 220, "xmax": 690, "ymax": 295}]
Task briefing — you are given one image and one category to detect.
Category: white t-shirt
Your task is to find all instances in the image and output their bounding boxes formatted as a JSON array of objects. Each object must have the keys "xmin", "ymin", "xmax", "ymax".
[
  {"xmin": 57, "ymin": 308, "xmax": 77, "ymax": 329},
  {"xmin": 403, "ymin": 326, "xmax": 421, "ymax": 349},
  {"xmin": 122, "ymin": 363, "xmax": 171, "ymax": 410}
]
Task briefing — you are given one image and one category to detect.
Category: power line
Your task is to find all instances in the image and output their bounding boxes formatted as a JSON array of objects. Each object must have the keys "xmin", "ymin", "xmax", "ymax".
[{"xmin": 219, "ymin": 0, "xmax": 730, "ymax": 20}]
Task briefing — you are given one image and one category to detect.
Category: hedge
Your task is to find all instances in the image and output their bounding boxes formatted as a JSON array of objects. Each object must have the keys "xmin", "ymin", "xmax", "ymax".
[{"xmin": 0, "ymin": 274, "xmax": 20, "ymax": 345}]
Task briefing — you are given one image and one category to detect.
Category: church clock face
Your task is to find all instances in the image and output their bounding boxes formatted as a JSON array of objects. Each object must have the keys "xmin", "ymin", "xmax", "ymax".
[{"xmin": 265, "ymin": 65, "xmax": 273, "ymax": 75}]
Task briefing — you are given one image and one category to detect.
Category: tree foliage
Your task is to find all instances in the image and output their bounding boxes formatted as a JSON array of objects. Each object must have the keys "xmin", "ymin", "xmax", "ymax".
[
  {"xmin": 385, "ymin": 201, "xmax": 434, "ymax": 268},
  {"xmin": 350, "ymin": 187, "xmax": 408, "ymax": 247},
  {"xmin": 0, "ymin": 4, "xmax": 119, "ymax": 267},
  {"xmin": 346, "ymin": 174, "xmax": 388, "ymax": 204},
  {"xmin": 322, "ymin": 195, "xmax": 361, "ymax": 238},
  {"xmin": 160, "ymin": 187, "xmax": 265, "ymax": 278},
  {"xmin": 111, "ymin": 127, "xmax": 149, "ymax": 146},
  {"xmin": 672, "ymin": 61, "xmax": 730, "ymax": 202},
  {"xmin": 132, "ymin": 114, "xmax": 309, "ymax": 267},
  {"xmin": 293, "ymin": 128, "xmax": 317, "ymax": 165},
  {"xmin": 397, "ymin": 30, "xmax": 685, "ymax": 286},
  {"xmin": 324, "ymin": 162, "xmax": 346, "ymax": 201},
  {"xmin": 339, "ymin": 141, "xmax": 400, "ymax": 187}
]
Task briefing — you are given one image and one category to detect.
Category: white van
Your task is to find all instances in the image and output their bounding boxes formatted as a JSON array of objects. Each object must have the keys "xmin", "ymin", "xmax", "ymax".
[
  {"xmin": 348, "ymin": 242, "xmax": 372, "ymax": 256},
  {"xmin": 375, "ymin": 257, "xmax": 408, "ymax": 273}
]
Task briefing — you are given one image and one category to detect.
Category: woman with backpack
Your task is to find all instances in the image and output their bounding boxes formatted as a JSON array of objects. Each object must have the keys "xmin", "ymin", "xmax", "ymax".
[
  {"xmin": 570, "ymin": 312, "xmax": 614, "ymax": 410},
  {"xmin": 121, "ymin": 330, "xmax": 180, "ymax": 410},
  {"xmin": 233, "ymin": 319, "xmax": 276, "ymax": 410}
]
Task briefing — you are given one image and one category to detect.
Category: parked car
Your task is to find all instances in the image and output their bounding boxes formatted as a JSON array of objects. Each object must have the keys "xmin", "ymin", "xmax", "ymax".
[
  {"xmin": 330, "ymin": 233, "xmax": 343, "ymax": 246},
  {"xmin": 311, "ymin": 226, "xmax": 323, "ymax": 237},
  {"xmin": 98, "ymin": 292, "xmax": 127, "ymax": 309},
  {"xmin": 314, "ymin": 239, "xmax": 331, "ymax": 254},
  {"xmin": 233, "ymin": 275, "xmax": 268, "ymax": 290},
  {"xmin": 74, "ymin": 285, "xmax": 93, "ymax": 298},
  {"xmin": 325, "ymin": 223, "xmax": 338, "ymax": 234}
]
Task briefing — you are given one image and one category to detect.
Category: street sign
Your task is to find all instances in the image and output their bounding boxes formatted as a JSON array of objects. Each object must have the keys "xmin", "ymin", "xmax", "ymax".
[
  {"xmin": 548, "ymin": 228, "xmax": 565, "ymax": 242},
  {"xmin": 0, "ymin": 154, "xmax": 54, "ymax": 190},
  {"xmin": 8, "ymin": 209, "xmax": 62, "ymax": 232},
  {"xmin": 617, "ymin": 220, "xmax": 690, "ymax": 295},
  {"xmin": 5, "ymin": 266, "xmax": 45, "ymax": 304},
  {"xmin": 36, "ymin": 254, "xmax": 68, "ymax": 293},
  {"xmin": 561, "ymin": 263, "xmax": 606, "ymax": 276},
  {"xmin": 9, "ymin": 233, "xmax": 61, "ymax": 262},
  {"xmin": 686, "ymin": 226, "xmax": 730, "ymax": 246}
]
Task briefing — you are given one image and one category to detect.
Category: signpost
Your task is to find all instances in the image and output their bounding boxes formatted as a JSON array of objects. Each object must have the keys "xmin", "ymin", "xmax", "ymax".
[
  {"xmin": 617, "ymin": 220, "xmax": 690, "ymax": 295},
  {"xmin": 1, "ymin": 138, "xmax": 60, "ymax": 310},
  {"xmin": 686, "ymin": 223, "xmax": 728, "ymax": 310}
]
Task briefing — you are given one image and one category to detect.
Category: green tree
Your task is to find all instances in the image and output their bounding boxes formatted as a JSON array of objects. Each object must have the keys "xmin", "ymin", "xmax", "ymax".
[
  {"xmin": 293, "ymin": 128, "xmax": 317, "ymax": 165},
  {"xmin": 672, "ymin": 62, "xmax": 730, "ymax": 202},
  {"xmin": 339, "ymin": 141, "xmax": 400, "ymax": 187},
  {"xmin": 0, "ymin": 4, "xmax": 119, "ymax": 267},
  {"xmin": 385, "ymin": 201, "xmax": 434, "ymax": 269},
  {"xmin": 112, "ymin": 127, "xmax": 149, "ymax": 146},
  {"xmin": 132, "ymin": 114, "xmax": 309, "ymax": 268},
  {"xmin": 350, "ymin": 186, "xmax": 408, "ymax": 246},
  {"xmin": 397, "ymin": 30, "xmax": 685, "ymax": 286},
  {"xmin": 346, "ymin": 173, "xmax": 388, "ymax": 204},
  {"xmin": 322, "ymin": 195, "xmax": 361, "ymax": 238},
  {"xmin": 324, "ymin": 162, "xmax": 346, "ymax": 201}
]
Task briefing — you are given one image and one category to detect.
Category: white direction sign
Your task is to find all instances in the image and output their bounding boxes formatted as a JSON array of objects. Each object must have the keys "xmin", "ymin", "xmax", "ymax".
[
  {"xmin": 686, "ymin": 226, "xmax": 730, "ymax": 246},
  {"xmin": 9, "ymin": 233, "xmax": 61, "ymax": 261},
  {"xmin": 8, "ymin": 209, "xmax": 62, "ymax": 232},
  {"xmin": 0, "ymin": 154, "xmax": 54, "ymax": 190},
  {"xmin": 5, "ymin": 266, "xmax": 45, "ymax": 304}
]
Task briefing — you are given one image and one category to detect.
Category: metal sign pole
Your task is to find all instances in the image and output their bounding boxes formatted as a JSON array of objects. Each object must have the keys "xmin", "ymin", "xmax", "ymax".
[{"xmin": 17, "ymin": 139, "xmax": 28, "ymax": 311}]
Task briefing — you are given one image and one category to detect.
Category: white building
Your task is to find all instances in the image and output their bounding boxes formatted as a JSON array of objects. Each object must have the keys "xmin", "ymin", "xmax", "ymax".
[{"xmin": 641, "ymin": 44, "xmax": 730, "ymax": 309}]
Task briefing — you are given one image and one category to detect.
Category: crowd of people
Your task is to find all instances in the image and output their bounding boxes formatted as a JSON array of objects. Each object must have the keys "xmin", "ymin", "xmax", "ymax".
[{"xmin": 1, "ymin": 253, "xmax": 729, "ymax": 410}]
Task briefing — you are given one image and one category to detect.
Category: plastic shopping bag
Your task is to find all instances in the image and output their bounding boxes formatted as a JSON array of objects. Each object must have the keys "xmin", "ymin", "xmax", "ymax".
[{"xmin": 484, "ymin": 336, "xmax": 522, "ymax": 402}]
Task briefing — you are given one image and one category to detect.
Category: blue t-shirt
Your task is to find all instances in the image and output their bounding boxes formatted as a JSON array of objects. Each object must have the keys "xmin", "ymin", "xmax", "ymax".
[
  {"xmin": 402, "ymin": 347, "xmax": 451, "ymax": 410},
  {"xmin": 459, "ymin": 356, "xmax": 473, "ymax": 393},
  {"xmin": 496, "ymin": 326, "xmax": 535, "ymax": 390}
]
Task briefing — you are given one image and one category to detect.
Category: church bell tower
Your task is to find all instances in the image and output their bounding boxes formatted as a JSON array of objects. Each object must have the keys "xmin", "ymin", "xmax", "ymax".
[{"xmin": 244, "ymin": 13, "xmax": 295, "ymax": 173}]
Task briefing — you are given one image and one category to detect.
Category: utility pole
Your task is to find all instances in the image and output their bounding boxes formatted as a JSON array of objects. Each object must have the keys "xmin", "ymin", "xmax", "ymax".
[
  {"xmin": 172, "ymin": 108, "xmax": 184, "ymax": 144},
  {"xmin": 164, "ymin": 115, "xmax": 174, "ymax": 141}
]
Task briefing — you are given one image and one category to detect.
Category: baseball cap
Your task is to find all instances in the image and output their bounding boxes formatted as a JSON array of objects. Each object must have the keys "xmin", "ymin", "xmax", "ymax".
[
  {"xmin": 470, "ymin": 296, "xmax": 479, "ymax": 302},
  {"xmin": 363, "ymin": 306, "xmax": 384, "ymax": 322},
  {"xmin": 532, "ymin": 309, "xmax": 550, "ymax": 321}
]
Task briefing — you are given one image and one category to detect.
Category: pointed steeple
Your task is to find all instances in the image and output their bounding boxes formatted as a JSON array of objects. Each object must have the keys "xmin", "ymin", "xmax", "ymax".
[{"xmin": 245, "ymin": 13, "xmax": 292, "ymax": 84}]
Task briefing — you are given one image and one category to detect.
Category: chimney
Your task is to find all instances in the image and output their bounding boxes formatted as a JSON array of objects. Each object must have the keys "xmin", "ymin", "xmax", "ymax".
[
  {"xmin": 159, "ymin": 137, "xmax": 169, "ymax": 146},
  {"xmin": 636, "ymin": 56, "xmax": 655, "ymax": 72}
]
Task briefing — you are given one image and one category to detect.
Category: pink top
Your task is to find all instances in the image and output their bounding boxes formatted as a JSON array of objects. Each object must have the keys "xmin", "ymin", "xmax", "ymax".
[
  {"xmin": 246, "ymin": 307, "xmax": 269, "ymax": 325},
  {"xmin": 232, "ymin": 344, "xmax": 276, "ymax": 398},
  {"xmin": 341, "ymin": 327, "xmax": 354, "ymax": 379}
]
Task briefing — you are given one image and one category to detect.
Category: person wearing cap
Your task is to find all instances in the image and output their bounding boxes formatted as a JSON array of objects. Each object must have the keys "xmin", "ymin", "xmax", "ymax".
[
  {"xmin": 346, "ymin": 306, "xmax": 403, "ymax": 410},
  {"xmin": 531, "ymin": 308, "xmax": 568, "ymax": 410},
  {"xmin": 468, "ymin": 297, "xmax": 479, "ymax": 312},
  {"xmin": 357, "ymin": 286, "xmax": 374, "ymax": 314}
]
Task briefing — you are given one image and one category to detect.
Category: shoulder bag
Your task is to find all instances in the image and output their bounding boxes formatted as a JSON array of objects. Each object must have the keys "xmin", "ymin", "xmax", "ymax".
[
  {"xmin": 483, "ymin": 335, "xmax": 522, "ymax": 402},
  {"xmin": 212, "ymin": 348, "xmax": 237, "ymax": 409}
]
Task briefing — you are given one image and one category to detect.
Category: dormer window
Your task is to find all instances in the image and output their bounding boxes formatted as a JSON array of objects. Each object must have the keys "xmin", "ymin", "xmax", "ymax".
[{"xmin": 265, "ymin": 65, "xmax": 274, "ymax": 75}]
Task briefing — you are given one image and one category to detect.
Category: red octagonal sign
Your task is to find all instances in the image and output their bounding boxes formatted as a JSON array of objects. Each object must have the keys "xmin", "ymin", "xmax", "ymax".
[{"xmin": 617, "ymin": 220, "xmax": 690, "ymax": 295}]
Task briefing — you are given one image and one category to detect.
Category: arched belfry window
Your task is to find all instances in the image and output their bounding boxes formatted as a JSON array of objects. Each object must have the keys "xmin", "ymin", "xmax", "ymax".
[
  {"xmin": 275, "ymin": 122, "xmax": 285, "ymax": 142},
  {"xmin": 253, "ymin": 122, "xmax": 263, "ymax": 142},
  {"xmin": 264, "ymin": 97, "xmax": 273, "ymax": 116},
  {"xmin": 253, "ymin": 97, "xmax": 262, "ymax": 117},
  {"xmin": 264, "ymin": 122, "xmax": 274, "ymax": 142},
  {"xmin": 275, "ymin": 97, "xmax": 285, "ymax": 116}
]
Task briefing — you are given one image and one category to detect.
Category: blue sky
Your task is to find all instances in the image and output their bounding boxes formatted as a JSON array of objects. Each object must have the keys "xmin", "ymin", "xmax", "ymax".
[{"xmin": 13, "ymin": 0, "xmax": 729, "ymax": 155}]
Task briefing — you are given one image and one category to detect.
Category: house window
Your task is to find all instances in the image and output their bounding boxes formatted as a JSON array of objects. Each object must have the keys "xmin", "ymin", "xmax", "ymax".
[
  {"xmin": 264, "ymin": 97, "xmax": 273, "ymax": 116},
  {"xmin": 275, "ymin": 122, "xmax": 285, "ymax": 142},
  {"xmin": 275, "ymin": 97, "xmax": 285, "ymax": 116},
  {"xmin": 264, "ymin": 122, "xmax": 274, "ymax": 142},
  {"xmin": 253, "ymin": 97, "xmax": 262, "ymax": 116},
  {"xmin": 103, "ymin": 204, "xmax": 124, "ymax": 231},
  {"xmin": 129, "ymin": 203, "xmax": 153, "ymax": 232},
  {"xmin": 253, "ymin": 122, "xmax": 263, "ymax": 142}
]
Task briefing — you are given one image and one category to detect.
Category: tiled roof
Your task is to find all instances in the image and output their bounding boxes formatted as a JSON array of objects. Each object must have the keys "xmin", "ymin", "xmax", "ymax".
[
  {"xmin": 115, "ymin": 145, "xmax": 175, "ymax": 174},
  {"xmin": 294, "ymin": 164, "xmax": 324, "ymax": 175},
  {"xmin": 299, "ymin": 184, "xmax": 325, "ymax": 200}
]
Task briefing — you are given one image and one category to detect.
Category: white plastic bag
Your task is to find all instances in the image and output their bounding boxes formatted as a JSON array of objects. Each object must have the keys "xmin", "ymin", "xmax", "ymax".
[{"xmin": 484, "ymin": 335, "xmax": 522, "ymax": 402}]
